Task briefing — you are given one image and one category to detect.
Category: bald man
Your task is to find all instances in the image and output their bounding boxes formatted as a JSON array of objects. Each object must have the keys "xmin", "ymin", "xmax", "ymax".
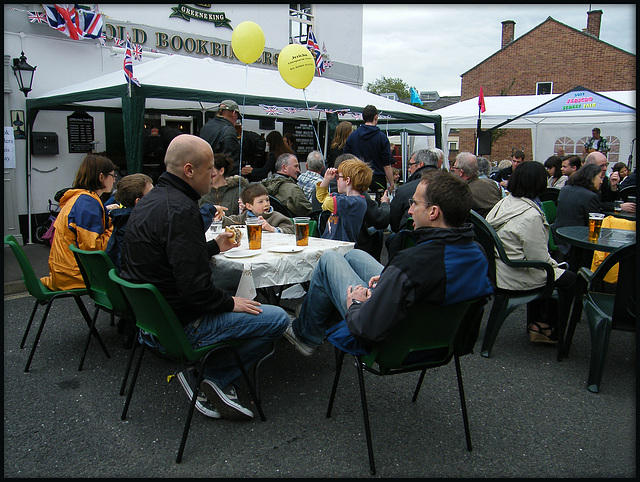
[
  {"xmin": 583, "ymin": 151, "xmax": 630, "ymax": 212},
  {"xmin": 120, "ymin": 134, "xmax": 288, "ymax": 421}
]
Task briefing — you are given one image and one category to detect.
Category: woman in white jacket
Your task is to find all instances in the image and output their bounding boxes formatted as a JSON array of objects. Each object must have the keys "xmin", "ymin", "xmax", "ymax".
[{"xmin": 485, "ymin": 161, "xmax": 575, "ymax": 344}]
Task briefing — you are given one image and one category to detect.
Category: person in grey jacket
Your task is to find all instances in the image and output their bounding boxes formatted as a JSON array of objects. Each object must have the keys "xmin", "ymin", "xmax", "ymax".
[
  {"xmin": 199, "ymin": 100, "xmax": 241, "ymax": 163},
  {"xmin": 486, "ymin": 161, "xmax": 575, "ymax": 345}
]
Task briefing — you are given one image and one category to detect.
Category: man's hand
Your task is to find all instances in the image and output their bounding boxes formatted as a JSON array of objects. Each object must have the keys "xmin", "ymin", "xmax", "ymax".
[
  {"xmin": 232, "ymin": 297, "xmax": 263, "ymax": 314},
  {"xmin": 215, "ymin": 231, "xmax": 240, "ymax": 252},
  {"xmin": 346, "ymin": 284, "xmax": 371, "ymax": 308},
  {"xmin": 380, "ymin": 190, "xmax": 390, "ymax": 204},
  {"xmin": 610, "ymin": 171, "xmax": 620, "ymax": 190},
  {"xmin": 621, "ymin": 202, "xmax": 636, "ymax": 213},
  {"xmin": 368, "ymin": 275, "xmax": 380, "ymax": 289},
  {"xmin": 241, "ymin": 166, "xmax": 253, "ymax": 175}
]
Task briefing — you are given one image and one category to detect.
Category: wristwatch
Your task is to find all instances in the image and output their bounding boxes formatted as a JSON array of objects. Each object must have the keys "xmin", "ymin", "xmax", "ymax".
[{"xmin": 351, "ymin": 300, "xmax": 362, "ymax": 306}]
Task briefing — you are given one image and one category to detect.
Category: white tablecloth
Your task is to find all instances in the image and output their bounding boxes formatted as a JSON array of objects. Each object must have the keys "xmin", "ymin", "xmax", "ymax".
[{"xmin": 208, "ymin": 229, "xmax": 354, "ymax": 299}]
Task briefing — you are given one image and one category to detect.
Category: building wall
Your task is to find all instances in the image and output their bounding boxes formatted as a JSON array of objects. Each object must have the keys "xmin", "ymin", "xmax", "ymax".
[{"xmin": 458, "ymin": 17, "xmax": 636, "ymax": 162}]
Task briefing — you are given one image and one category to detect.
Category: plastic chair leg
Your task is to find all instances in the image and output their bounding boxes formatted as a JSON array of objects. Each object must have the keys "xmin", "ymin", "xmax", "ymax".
[
  {"xmin": 20, "ymin": 300, "xmax": 40, "ymax": 349},
  {"xmin": 586, "ymin": 316, "xmax": 612, "ymax": 393},
  {"xmin": 561, "ymin": 277, "xmax": 588, "ymax": 359},
  {"xmin": 326, "ymin": 347, "xmax": 346, "ymax": 418},
  {"xmin": 252, "ymin": 342, "xmax": 276, "ymax": 403},
  {"xmin": 24, "ymin": 300, "xmax": 54, "ymax": 373},
  {"xmin": 353, "ymin": 355, "xmax": 376, "ymax": 476},
  {"xmin": 74, "ymin": 296, "xmax": 110, "ymax": 366},
  {"xmin": 480, "ymin": 295, "xmax": 510, "ymax": 357},
  {"xmin": 176, "ymin": 361, "xmax": 205, "ymax": 464},
  {"xmin": 120, "ymin": 329, "xmax": 140, "ymax": 396},
  {"xmin": 78, "ymin": 306, "xmax": 101, "ymax": 371},
  {"xmin": 454, "ymin": 355, "xmax": 472, "ymax": 452},
  {"xmin": 121, "ymin": 343, "xmax": 146, "ymax": 420},
  {"xmin": 412, "ymin": 369, "xmax": 427, "ymax": 403}
]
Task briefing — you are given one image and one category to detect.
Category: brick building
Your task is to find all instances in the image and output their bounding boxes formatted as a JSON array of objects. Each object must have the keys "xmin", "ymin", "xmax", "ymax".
[{"xmin": 458, "ymin": 9, "xmax": 636, "ymax": 162}]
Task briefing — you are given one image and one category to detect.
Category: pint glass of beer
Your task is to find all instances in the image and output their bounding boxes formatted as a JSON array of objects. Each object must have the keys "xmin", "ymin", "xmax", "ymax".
[
  {"xmin": 294, "ymin": 217, "xmax": 310, "ymax": 246},
  {"xmin": 246, "ymin": 218, "xmax": 262, "ymax": 250},
  {"xmin": 588, "ymin": 213, "xmax": 605, "ymax": 242}
]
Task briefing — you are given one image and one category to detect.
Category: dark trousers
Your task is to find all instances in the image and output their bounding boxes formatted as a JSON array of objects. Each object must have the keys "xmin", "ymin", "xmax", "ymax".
[{"xmin": 527, "ymin": 270, "xmax": 576, "ymax": 327}]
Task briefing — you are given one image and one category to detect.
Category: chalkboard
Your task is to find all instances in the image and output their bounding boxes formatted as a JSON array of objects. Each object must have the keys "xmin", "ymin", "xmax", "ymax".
[
  {"xmin": 67, "ymin": 111, "xmax": 94, "ymax": 153},
  {"xmin": 283, "ymin": 121, "xmax": 317, "ymax": 159}
]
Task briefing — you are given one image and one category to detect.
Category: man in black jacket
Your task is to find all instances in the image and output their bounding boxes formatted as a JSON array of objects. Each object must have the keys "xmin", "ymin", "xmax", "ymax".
[
  {"xmin": 283, "ymin": 170, "xmax": 493, "ymax": 356},
  {"xmin": 120, "ymin": 134, "xmax": 288, "ymax": 421},
  {"xmin": 199, "ymin": 100, "xmax": 241, "ymax": 163}
]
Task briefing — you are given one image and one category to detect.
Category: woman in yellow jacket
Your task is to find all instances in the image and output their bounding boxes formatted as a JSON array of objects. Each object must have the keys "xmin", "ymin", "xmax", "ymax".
[{"xmin": 41, "ymin": 154, "xmax": 117, "ymax": 291}]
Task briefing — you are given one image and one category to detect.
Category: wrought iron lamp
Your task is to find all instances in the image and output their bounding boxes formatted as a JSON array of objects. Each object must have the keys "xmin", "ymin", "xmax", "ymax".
[{"xmin": 12, "ymin": 52, "xmax": 37, "ymax": 97}]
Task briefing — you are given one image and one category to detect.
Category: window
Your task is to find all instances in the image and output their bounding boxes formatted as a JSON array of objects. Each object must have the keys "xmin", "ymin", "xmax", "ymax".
[
  {"xmin": 289, "ymin": 4, "xmax": 313, "ymax": 44},
  {"xmin": 448, "ymin": 141, "xmax": 459, "ymax": 151},
  {"xmin": 554, "ymin": 135, "xmax": 620, "ymax": 163},
  {"xmin": 536, "ymin": 82, "xmax": 553, "ymax": 95}
]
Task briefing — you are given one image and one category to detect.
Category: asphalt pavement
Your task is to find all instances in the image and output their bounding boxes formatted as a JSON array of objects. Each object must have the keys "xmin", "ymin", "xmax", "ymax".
[{"xmin": 3, "ymin": 241, "xmax": 636, "ymax": 478}]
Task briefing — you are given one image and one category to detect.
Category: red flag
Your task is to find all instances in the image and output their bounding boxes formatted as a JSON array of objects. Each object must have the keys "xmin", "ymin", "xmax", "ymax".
[{"xmin": 478, "ymin": 86, "xmax": 486, "ymax": 113}]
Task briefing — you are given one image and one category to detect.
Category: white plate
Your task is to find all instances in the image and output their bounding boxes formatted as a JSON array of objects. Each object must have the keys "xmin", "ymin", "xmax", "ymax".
[
  {"xmin": 223, "ymin": 249, "xmax": 261, "ymax": 258},
  {"xmin": 268, "ymin": 246, "xmax": 304, "ymax": 253}
]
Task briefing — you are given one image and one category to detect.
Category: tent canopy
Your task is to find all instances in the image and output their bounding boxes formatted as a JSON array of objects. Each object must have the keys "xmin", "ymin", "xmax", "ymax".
[
  {"xmin": 26, "ymin": 55, "xmax": 441, "ymax": 172},
  {"xmin": 433, "ymin": 86, "xmax": 635, "ymax": 163}
]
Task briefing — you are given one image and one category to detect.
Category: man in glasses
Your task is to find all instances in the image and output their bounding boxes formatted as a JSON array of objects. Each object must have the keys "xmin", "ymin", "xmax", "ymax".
[
  {"xmin": 283, "ymin": 169, "xmax": 493, "ymax": 357},
  {"xmin": 389, "ymin": 147, "xmax": 443, "ymax": 234}
]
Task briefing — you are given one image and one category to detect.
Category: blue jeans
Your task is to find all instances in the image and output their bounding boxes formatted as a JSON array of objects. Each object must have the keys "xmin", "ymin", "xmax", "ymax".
[
  {"xmin": 183, "ymin": 305, "xmax": 289, "ymax": 390},
  {"xmin": 294, "ymin": 249, "xmax": 383, "ymax": 347}
]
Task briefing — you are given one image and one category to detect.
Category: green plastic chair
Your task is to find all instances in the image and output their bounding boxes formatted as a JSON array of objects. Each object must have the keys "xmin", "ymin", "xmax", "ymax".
[
  {"xmin": 107, "ymin": 269, "xmax": 267, "ymax": 463},
  {"xmin": 325, "ymin": 297, "xmax": 488, "ymax": 475},
  {"xmin": 468, "ymin": 211, "xmax": 568, "ymax": 361},
  {"xmin": 561, "ymin": 243, "xmax": 636, "ymax": 393},
  {"xmin": 4, "ymin": 235, "xmax": 110, "ymax": 372},
  {"xmin": 540, "ymin": 200, "xmax": 558, "ymax": 251},
  {"xmin": 69, "ymin": 245, "xmax": 134, "ymax": 384}
]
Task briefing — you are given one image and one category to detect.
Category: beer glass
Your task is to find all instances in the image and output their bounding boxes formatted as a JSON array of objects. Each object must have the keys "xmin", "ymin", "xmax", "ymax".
[
  {"xmin": 246, "ymin": 218, "xmax": 262, "ymax": 250},
  {"xmin": 294, "ymin": 217, "xmax": 310, "ymax": 246},
  {"xmin": 588, "ymin": 213, "xmax": 605, "ymax": 242}
]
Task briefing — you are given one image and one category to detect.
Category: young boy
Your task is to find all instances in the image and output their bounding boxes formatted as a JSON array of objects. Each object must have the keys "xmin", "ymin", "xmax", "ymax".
[
  {"xmin": 219, "ymin": 183, "xmax": 294, "ymax": 234},
  {"xmin": 316, "ymin": 157, "xmax": 373, "ymax": 242},
  {"xmin": 106, "ymin": 173, "xmax": 153, "ymax": 271}
]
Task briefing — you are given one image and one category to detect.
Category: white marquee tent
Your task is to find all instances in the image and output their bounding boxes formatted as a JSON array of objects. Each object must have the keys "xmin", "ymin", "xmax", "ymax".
[{"xmin": 433, "ymin": 87, "xmax": 635, "ymax": 165}]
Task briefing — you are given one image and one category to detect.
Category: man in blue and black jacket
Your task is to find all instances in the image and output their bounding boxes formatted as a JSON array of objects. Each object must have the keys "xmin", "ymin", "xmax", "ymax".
[{"xmin": 284, "ymin": 170, "xmax": 494, "ymax": 356}]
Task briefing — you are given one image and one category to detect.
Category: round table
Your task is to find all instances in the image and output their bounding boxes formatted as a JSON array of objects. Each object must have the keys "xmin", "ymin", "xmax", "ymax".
[{"xmin": 555, "ymin": 226, "xmax": 636, "ymax": 253}]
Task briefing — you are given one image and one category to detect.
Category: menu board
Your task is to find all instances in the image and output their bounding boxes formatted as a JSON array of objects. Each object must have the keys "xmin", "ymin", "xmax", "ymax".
[
  {"xmin": 283, "ymin": 121, "xmax": 317, "ymax": 159},
  {"xmin": 67, "ymin": 111, "xmax": 94, "ymax": 153}
]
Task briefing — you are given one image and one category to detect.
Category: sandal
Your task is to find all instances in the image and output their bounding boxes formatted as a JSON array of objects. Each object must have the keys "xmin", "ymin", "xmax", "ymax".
[{"xmin": 528, "ymin": 321, "xmax": 558, "ymax": 344}]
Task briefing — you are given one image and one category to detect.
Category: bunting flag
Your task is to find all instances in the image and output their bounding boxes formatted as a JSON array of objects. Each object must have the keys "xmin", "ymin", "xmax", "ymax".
[
  {"xmin": 306, "ymin": 29, "xmax": 325, "ymax": 76},
  {"xmin": 114, "ymin": 37, "xmax": 126, "ymax": 48},
  {"xmin": 410, "ymin": 87, "xmax": 423, "ymax": 105},
  {"xmin": 322, "ymin": 42, "xmax": 333, "ymax": 69},
  {"xmin": 133, "ymin": 43, "xmax": 143, "ymax": 61},
  {"xmin": 478, "ymin": 86, "xmax": 486, "ymax": 113},
  {"xmin": 28, "ymin": 11, "xmax": 48, "ymax": 24},
  {"xmin": 42, "ymin": 4, "xmax": 103, "ymax": 40},
  {"xmin": 123, "ymin": 33, "xmax": 141, "ymax": 87}
]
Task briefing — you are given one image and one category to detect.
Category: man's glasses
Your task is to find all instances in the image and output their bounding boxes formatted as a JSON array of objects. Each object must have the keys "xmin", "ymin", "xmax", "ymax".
[
  {"xmin": 107, "ymin": 173, "xmax": 117, "ymax": 180},
  {"xmin": 408, "ymin": 161, "xmax": 420, "ymax": 166},
  {"xmin": 451, "ymin": 165, "xmax": 461, "ymax": 171}
]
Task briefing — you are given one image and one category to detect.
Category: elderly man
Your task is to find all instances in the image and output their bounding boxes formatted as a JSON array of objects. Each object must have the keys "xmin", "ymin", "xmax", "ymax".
[
  {"xmin": 283, "ymin": 170, "xmax": 493, "ymax": 356},
  {"xmin": 452, "ymin": 152, "xmax": 502, "ymax": 217},
  {"xmin": 199, "ymin": 100, "xmax": 241, "ymax": 163},
  {"xmin": 297, "ymin": 150, "xmax": 325, "ymax": 203},
  {"xmin": 120, "ymin": 134, "xmax": 288, "ymax": 421},
  {"xmin": 389, "ymin": 147, "xmax": 442, "ymax": 233},
  {"xmin": 262, "ymin": 153, "xmax": 313, "ymax": 217},
  {"xmin": 584, "ymin": 151, "xmax": 634, "ymax": 213}
]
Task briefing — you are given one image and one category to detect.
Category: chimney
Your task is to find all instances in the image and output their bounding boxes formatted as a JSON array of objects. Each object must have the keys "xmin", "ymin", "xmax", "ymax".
[
  {"xmin": 585, "ymin": 9, "xmax": 602, "ymax": 38},
  {"xmin": 501, "ymin": 20, "xmax": 515, "ymax": 48}
]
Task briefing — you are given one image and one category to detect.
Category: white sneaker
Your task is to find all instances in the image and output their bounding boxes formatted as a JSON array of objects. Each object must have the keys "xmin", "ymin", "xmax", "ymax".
[
  {"xmin": 283, "ymin": 323, "xmax": 317, "ymax": 356},
  {"xmin": 177, "ymin": 370, "xmax": 221, "ymax": 419},
  {"xmin": 200, "ymin": 379, "xmax": 254, "ymax": 421}
]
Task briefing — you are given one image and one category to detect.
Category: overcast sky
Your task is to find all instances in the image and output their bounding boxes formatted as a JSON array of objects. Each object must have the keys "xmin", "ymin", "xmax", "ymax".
[{"xmin": 362, "ymin": 4, "xmax": 636, "ymax": 96}]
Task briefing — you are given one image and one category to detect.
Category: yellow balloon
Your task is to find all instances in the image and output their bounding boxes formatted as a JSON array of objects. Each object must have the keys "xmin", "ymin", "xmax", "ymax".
[
  {"xmin": 277, "ymin": 44, "xmax": 316, "ymax": 90},
  {"xmin": 231, "ymin": 21, "xmax": 265, "ymax": 64}
]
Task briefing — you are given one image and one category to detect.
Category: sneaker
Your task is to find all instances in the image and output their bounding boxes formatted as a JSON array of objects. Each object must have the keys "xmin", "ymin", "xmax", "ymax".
[
  {"xmin": 177, "ymin": 369, "xmax": 221, "ymax": 419},
  {"xmin": 283, "ymin": 322, "xmax": 317, "ymax": 356},
  {"xmin": 200, "ymin": 379, "xmax": 254, "ymax": 421}
]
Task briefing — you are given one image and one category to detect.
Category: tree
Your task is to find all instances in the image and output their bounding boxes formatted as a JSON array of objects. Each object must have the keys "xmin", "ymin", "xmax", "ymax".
[{"xmin": 366, "ymin": 76, "xmax": 411, "ymax": 101}]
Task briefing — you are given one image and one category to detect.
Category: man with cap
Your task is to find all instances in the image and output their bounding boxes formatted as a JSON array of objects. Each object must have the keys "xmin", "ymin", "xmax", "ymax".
[{"xmin": 199, "ymin": 100, "xmax": 241, "ymax": 163}]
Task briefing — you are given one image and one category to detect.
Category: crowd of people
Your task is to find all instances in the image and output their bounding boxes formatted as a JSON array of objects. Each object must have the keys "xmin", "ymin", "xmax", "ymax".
[{"xmin": 40, "ymin": 105, "xmax": 635, "ymax": 422}]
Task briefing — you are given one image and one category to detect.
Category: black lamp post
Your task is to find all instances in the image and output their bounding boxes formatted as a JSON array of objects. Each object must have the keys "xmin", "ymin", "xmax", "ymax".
[{"xmin": 12, "ymin": 52, "xmax": 37, "ymax": 97}]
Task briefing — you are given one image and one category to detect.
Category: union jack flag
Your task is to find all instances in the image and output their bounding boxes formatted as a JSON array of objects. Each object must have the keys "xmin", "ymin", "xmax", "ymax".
[
  {"xmin": 133, "ymin": 43, "xmax": 143, "ymax": 61},
  {"xmin": 42, "ymin": 4, "xmax": 103, "ymax": 40},
  {"xmin": 98, "ymin": 31, "xmax": 107, "ymax": 46},
  {"xmin": 305, "ymin": 29, "xmax": 324, "ymax": 76},
  {"xmin": 261, "ymin": 105, "xmax": 279, "ymax": 116},
  {"xmin": 28, "ymin": 11, "xmax": 48, "ymax": 24},
  {"xmin": 114, "ymin": 37, "xmax": 126, "ymax": 48},
  {"xmin": 123, "ymin": 33, "xmax": 141, "ymax": 87},
  {"xmin": 322, "ymin": 42, "xmax": 333, "ymax": 68}
]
